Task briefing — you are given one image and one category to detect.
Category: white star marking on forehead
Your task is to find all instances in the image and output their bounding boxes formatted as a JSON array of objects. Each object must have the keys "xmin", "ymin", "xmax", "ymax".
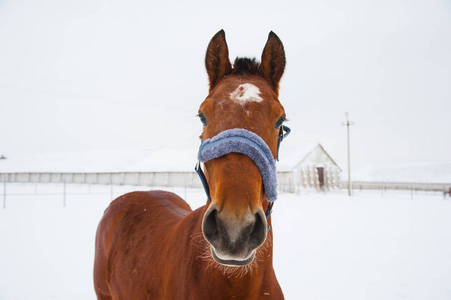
[{"xmin": 229, "ymin": 83, "xmax": 263, "ymax": 105}]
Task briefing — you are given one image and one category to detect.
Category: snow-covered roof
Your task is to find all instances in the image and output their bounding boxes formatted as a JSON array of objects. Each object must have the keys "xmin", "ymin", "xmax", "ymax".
[
  {"xmin": 0, "ymin": 143, "xmax": 337, "ymax": 174},
  {"xmin": 277, "ymin": 143, "xmax": 341, "ymax": 172},
  {"xmin": 353, "ymin": 162, "xmax": 451, "ymax": 184},
  {"xmin": 277, "ymin": 143, "xmax": 317, "ymax": 172},
  {"xmin": 0, "ymin": 148, "xmax": 199, "ymax": 173},
  {"xmin": 2, "ymin": 147, "xmax": 450, "ymax": 184}
]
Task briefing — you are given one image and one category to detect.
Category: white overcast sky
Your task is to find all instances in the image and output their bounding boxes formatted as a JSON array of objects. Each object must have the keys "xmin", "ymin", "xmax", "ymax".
[{"xmin": 0, "ymin": 0, "xmax": 450, "ymax": 168}]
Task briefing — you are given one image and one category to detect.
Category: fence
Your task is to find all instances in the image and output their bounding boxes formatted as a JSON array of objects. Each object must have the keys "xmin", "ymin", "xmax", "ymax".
[
  {"xmin": 341, "ymin": 181, "xmax": 451, "ymax": 198},
  {"xmin": 0, "ymin": 179, "xmax": 213, "ymax": 209},
  {"xmin": 1, "ymin": 180, "xmax": 114, "ymax": 209},
  {"xmin": 0, "ymin": 172, "xmax": 204, "ymax": 188},
  {"xmin": 2, "ymin": 173, "xmax": 451, "ymax": 207},
  {"xmin": 344, "ymin": 181, "xmax": 451, "ymax": 192}
]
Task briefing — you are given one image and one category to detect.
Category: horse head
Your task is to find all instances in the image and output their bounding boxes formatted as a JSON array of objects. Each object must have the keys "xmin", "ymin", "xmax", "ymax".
[{"xmin": 198, "ymin": 30, "xmax": 287, "ymax": 267}]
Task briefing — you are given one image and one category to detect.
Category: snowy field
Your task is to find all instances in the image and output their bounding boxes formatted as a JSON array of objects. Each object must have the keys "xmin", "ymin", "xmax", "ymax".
[{"xmin": 0, "ymin": 183, "xmax": 450, "ymax": 300}]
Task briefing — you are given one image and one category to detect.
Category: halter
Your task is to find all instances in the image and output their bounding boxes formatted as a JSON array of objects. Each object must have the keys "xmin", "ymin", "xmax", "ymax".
[{"xmin": 195, "ymin": 125, "xmax": 290, "ymax": 224}]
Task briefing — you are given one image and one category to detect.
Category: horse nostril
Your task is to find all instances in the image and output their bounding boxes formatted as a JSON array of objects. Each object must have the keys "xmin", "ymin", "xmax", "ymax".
[
  {"xmin": 202, "ymin": 208, "xmax": 219, "ymax": 245},
  {"xmin": 249, "ymin": 211, "xmax": 267, "ymax": 249}
]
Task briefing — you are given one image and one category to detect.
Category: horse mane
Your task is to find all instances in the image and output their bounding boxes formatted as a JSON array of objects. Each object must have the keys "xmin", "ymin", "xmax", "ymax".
[{"xmin": 232, "ymin": 57, "xmax": 260, "ymax": 75}]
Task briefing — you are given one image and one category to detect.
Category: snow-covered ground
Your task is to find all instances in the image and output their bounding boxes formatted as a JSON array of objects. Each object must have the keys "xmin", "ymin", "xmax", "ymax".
[{"xmin": 0, "ymin": 183, "xmax": 450, "ymax": 299}]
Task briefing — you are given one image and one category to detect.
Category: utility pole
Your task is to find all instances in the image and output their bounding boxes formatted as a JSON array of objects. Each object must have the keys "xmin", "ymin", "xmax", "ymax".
[{"xmin": 342, "ymin": 112, "xmax": 354, "ymax": 196}]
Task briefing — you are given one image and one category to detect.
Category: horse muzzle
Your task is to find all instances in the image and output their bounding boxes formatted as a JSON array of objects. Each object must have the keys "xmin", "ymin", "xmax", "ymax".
[{"xmin": 202, "ymin": 204, "xmax": 267, "ymax": 266}]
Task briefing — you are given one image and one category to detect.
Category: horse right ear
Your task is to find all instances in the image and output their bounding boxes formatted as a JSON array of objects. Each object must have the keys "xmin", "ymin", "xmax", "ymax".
[
  {"xmin": 205, "ymin": 30, "xmax": 232, "ymax": 91},
  {"xmin": 259, "ymin": 31, "xmax": 286, "ymax": 96}
]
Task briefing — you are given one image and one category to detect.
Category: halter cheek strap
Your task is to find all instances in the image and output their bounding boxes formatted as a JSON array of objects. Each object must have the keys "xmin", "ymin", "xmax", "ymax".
[{"xmin": 195, "ymin": 161, "xmax": 211, "ymax": 202}]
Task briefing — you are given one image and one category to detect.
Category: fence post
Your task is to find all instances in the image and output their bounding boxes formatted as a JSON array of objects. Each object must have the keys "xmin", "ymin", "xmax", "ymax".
[
  {"xmin": 110, "ymin": 181, "xmax": 113, "ymax": 201},
  {"xmin": 184, "ymin": 179, "xmax": 187, "ymax": 201},
  {"xmin": 63, "ymin": 180, "xmax": 66, "ymax": 207}
]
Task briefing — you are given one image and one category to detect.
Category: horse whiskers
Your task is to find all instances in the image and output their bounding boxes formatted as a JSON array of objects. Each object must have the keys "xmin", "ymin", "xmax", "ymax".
[
  {"xmin": 212, "ymin": 260, "xmax": 257, "ymax": 278},
  {"xmin": 189, "ymin": 232, "xmax": 206, "ymax": 252},
  {"xmin": 191, "ymin": 231, "xmax": 274, "ymax": 279}
]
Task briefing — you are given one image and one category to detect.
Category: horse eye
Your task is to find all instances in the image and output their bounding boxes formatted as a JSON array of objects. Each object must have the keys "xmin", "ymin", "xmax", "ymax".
[
  {"xmin": 275, "ymin": 116, "xmax": 285, "ymax": 129},
  {"xmin": 198, "ymin": 113, "xmax": 208, "ymax": 126}
]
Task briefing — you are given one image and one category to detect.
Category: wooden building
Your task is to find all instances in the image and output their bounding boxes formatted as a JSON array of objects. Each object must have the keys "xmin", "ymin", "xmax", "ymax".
[{"xmin": 277, "ymin": 143, "xmax": 342, "ymax": 192}]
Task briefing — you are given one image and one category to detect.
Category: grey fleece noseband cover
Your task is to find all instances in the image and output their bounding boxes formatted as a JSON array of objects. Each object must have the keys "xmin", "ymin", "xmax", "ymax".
[{"xmin": 198, "ymin": 128, "xmax": 278, "ymax": 201}]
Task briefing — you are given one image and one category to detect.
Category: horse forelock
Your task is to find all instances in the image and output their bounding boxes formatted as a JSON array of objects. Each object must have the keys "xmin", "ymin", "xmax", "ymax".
[{"xmin": 232, "ymin": 57, "xmax": 260, "ymax": 76}]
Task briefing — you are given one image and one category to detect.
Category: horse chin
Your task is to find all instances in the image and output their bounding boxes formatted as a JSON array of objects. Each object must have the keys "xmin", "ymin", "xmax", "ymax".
[{"xmin": 210, "ymin": 246, "xmax": 256, "ymax": 267}]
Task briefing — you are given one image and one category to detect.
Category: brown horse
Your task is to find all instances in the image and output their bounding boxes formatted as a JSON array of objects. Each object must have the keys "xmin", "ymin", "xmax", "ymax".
[{"xmin": 94, "ymin": 30, "xmax": 287, "ymax": 299}]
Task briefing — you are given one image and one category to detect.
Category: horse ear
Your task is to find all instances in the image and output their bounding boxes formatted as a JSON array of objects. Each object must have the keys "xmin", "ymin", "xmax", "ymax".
[
  {"xmin": 205, "ymin": 30, "xmax": 232, "ymax": 91},
  {"xmin": 259, "ymin": 31, "xmax": 286, "ymax": 95}
]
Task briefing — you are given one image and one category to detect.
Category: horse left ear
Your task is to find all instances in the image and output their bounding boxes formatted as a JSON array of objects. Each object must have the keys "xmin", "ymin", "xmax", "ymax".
[
  {"xmin": 259, "ymin": 32, "xmax": 286, "ymax": 95},
  {"xmin": 205, "ymin": 30, "xmax": 232, "ymax": 91}
]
